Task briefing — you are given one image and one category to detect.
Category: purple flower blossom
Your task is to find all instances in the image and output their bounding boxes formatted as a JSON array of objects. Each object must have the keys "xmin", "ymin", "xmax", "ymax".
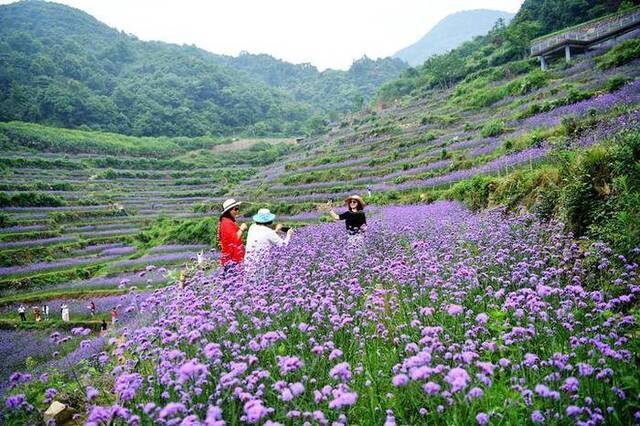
[
  {"xmin": 329, "ymin": 362, "xmax": 352, "ymax": 382},
  {"xmin": 392, "ymin": 374, "xmax": 409, "ymax": 387},
  {"xmin": 444, "ymin": 368, "xmax": 471, "ymax": 393},
  {"xmin": 447, "ymin": 304, "xmax": 464, "ymax": 315},
  {"xmin": 328, "ymin": 388, "xmax": 358, "ymax": 409},
  {"xmin": 476, "ymin": 412, "xmax": 489, "ymax": 425}
]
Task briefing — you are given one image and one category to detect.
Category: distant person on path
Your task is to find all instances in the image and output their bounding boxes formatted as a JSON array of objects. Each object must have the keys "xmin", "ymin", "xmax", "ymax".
[
  {"xmin": 89, "ymin": 301, "xmax": 96, "ymax": 317},
  {"xmin": 100, "ymin": 319, "xmax": 108, "ymax": 335},
  {"xmin": 245, "ymin": 208, "xmax": 293, "ymax": 280},
  {"xmin": 218, "ymin": 198, "xmax": 247, "ymax": 274},
  {"xmin": 42, "ymin": 304, "xmax": 49, "ymax": 320},
  {"xmin": 33, "ymin": 306, "xmax": 42, "ymax": 322},
  {"xmin": 328, "ymin": 195, "xmax": 367, "ymax": 241},
  {"xmin": 111, "ymin": 308, "xmax": 118, "ymax": 325},
  {"xmin": 18, "ymin": 305, "xmax": 26, "ymax": 321},
  {"xmin": 61, "ymin": 304, "xmax": 70, "ymax": 322}
]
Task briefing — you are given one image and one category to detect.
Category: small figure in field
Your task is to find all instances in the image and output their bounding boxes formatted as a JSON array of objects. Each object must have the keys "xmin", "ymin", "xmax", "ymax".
[
  {"xmin": 111, "ymin": 308, "xmax": 118, "ymax": 325},
  {"xmin": 33, "ymin": 306, "xmax": 42, "ymax": 322},
  {"xmin": 328, "ymin": 195, "xmax": 367, "ymax": 241},
  {"xmin": 89, "ymin": 301, "xmax": 96, "ymax": 317},
  {"xmin": 18, "ymin": 305, "xmax": 26, "ymax": 321},
  {"xmin": 61, "ymin": 304, "xmax": 70, "ymax": 322},
  {"xmin": 367, "ymin": 186, "xmax": 372, "ymax": 197},
  {"xmin": 218, "ymin": 198, "xmax": 247, "ymax": 276},
  {"xmin": 100, "ymin": 319, "xmax": 108, "ymax": 335},
  {"xmin": 42, "ymin": 304, "xmax": 49, "ymax": 320}
]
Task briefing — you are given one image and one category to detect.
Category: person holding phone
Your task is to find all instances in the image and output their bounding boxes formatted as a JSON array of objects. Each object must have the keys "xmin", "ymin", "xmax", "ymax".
[
  {"xmin": 328, "ymin": 195, "xmax": 367, "ymax": 239},
  {"xmin": 245, "ymin": 208, "xmax": 293, "ymax": 280}
]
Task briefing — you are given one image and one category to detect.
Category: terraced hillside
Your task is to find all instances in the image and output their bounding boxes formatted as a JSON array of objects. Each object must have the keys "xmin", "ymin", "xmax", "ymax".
[
  {"xmin": 250, "ymin": 45, "xmax": 640, "ymax": 208},
  {"xmin": 0, "ymin": 127, "xmax": 299, "ymax": 358}
]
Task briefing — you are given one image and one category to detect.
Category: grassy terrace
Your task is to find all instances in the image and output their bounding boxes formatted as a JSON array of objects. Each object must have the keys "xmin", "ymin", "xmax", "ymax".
[{"xmin": 0, "ymin": 125, "xmax": 305, "ymax": 325}]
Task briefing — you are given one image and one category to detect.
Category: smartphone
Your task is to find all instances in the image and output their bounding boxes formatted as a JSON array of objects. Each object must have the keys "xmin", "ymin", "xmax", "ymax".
[{"xmin": 280, "ymin": 226, "xmax": 291, "ymax": 233}]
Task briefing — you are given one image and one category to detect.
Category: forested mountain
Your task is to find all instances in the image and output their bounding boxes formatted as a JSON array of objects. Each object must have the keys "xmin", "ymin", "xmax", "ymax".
[
  {"xmin": 0, "ymin": 1, "xmax": 406, "ymax": 137},
  {"xmin": 394, "ymin": 9, "xmax": 514, "ymax": 66},
  {"xmin": 378, "ymin": 0, "xmax": 639, "ymax": 102},
  {"xmin": 226, "ymin": 54, "xmax": 407, "ymax": 115}
]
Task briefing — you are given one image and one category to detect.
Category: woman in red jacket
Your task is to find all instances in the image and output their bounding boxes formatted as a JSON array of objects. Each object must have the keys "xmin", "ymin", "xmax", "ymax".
[{"xmin": 218, "ymin": 198, "xmax": 247, "ymax": 273}]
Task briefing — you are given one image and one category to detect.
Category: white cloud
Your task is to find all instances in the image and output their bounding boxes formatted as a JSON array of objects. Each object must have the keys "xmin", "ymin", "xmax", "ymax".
[{"xmin": 1, "ymin": 0, "xmax": 524, "ymax": 69}]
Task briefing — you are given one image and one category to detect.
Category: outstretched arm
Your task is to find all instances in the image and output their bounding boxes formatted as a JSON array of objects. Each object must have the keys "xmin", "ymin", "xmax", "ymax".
[{"xmin": 326, "ymin": 200, "xmax": 340, "ymax": 221}]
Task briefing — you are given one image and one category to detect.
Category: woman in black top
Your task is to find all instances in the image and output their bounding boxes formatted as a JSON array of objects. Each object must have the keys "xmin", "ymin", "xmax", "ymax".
[{"xmin": 329, "ymin": 195, "xmax": 367, "ymax": 236}]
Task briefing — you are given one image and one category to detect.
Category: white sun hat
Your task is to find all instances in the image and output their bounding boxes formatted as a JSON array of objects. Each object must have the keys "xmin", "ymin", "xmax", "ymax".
[{"xmin": 221, "ymin": 198, "xmax": 242, "ymax": 215}]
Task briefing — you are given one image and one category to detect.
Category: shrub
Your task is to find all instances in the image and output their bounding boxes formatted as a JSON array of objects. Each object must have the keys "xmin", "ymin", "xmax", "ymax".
[
  {"xmin": 480, "ymin": 120, "xmax": 505, "ymax": 138},
  {"xmin": 605, "ymin": 75, "xmax": 632, "ymax": 92},
  {"xmin": 0, "ymin": 192, "xmax": 66, "ymax": 208},
  {"xmin": 560, "ymin": 145, "xmax": 612, "ymax": 236},
  {"xmin": 595, "ymin": 38, "xmax": 640, "ymax": 70},
  {"xmin": 507, "ymin": 70, "xmax": 549, "ymax": 96},
  {"xmin": 445, "ymin": 175, "xmax": 495, "ymax": 210},
  {"xmin": 0, "ymin": 212, "xmax": 14, "ymax": 227},
  {"xmin": 560, "ymin": 129, "xmax": 640, "ymax": 253},
  {"xmin": 490, "ymin": 166, "xmax": 561, "ymax": 211}
]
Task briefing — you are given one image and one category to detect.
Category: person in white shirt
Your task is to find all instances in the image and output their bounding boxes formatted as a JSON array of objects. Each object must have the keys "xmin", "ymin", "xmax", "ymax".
[
  {"xmin": 245, "ymin": 208, "xmax": 293, "ymax": 281},
  {"xmin": 18, "ymin": 305, "xmax": 26, "ymax": 321},
  {"xmin": 61, "ymin": 304, "xmax": 70, "ymax": 322}
]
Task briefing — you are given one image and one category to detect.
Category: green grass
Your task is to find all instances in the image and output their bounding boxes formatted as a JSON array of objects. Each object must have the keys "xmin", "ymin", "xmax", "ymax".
[
  {"xmin": 0, "ymin": 288, "xmax": 128, "ymax": 306},
  {"xmin": 596, "ymin": 38, "xmax": 640, "ymax": 70},
  {"xmin": 0, "ymin": 121, "xmax": 227, "ymax": 158}
]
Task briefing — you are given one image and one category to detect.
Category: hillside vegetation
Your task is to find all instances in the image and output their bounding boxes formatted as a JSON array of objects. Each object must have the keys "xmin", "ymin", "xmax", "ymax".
[
  {"xmin": 378, "ymin": 0, "xmax": 639, "ymax": 101},
  {"xmin": 0, "ymin": 1, "xmax": 406, "ymax": 137}
]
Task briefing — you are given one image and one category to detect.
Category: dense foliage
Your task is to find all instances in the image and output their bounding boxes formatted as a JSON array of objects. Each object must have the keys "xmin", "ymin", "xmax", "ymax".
[
  {"xmin": 0, "ymin": 1, "xmax": 405, "ymax": 137},
  {"xmin": 377, "ymin": 0, "xmax": 637, "ymax": 102}
]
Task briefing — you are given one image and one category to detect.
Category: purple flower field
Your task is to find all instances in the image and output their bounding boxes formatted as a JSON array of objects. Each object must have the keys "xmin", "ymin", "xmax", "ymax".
[
  {"xmin": 109, "ymin": 252, "xmax": 210, "ymax": 270},
  {"xmin": 53, "ymin": 269, "xmax": 172, "ymax": 290},
  {"xmin": 0, "ymin": 225, "xmax": 47, "ymax": 234},
  {"xmin": 0, "ymin": 255, "xmax": 120, "ymax": 278},
  {"xmin": 370, "ymin": 147, "xmax": 548, "ymax": 192},
  {"xmin": 0, "ymin": 330, "xmax": 59, "ymax": 386},
  {"xmin": 5, "ymin": 202, "xmax": 638, "ymax": 424},
  {"xmin": 519, "ymin": 80, "xmax": 640, "ymax": 130},
  {"xmin": 573, "ymin": 109, "xmax": 640, "ymax": 148},
  {"xmin": 0, "ymin": 236, "xmax": 77, "ymax": 250}
]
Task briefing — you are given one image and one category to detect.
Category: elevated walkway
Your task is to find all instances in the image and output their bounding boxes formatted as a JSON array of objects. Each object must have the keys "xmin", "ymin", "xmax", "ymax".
[{"xmin": 530, "ymin": 6, "xmax": 640, "ymax": 70}]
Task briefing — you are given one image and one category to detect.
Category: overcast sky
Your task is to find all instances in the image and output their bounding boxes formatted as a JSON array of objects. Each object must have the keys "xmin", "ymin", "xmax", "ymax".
[{"xmin": 2, "ymin": 0, "xmax": 524, "ymax": 70}]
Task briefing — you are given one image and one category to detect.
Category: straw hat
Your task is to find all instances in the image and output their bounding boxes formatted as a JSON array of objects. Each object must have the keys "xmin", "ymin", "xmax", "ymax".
[
  {"xmin": 221, "ymin": 198, "xmax": 242, "ymax": 214},
  {"xmin": 345, "ymin": 195, "xmax": 365, "ymax": 209},
  {"xmin": 252, "ymin": 208, "xmax": 276, "ymax": 224}
]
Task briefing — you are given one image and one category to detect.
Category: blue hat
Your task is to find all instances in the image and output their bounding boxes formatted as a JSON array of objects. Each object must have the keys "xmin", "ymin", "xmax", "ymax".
[{"xmin": 252, "ymin": 208, "xmax": 276, "ymax": 224}]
